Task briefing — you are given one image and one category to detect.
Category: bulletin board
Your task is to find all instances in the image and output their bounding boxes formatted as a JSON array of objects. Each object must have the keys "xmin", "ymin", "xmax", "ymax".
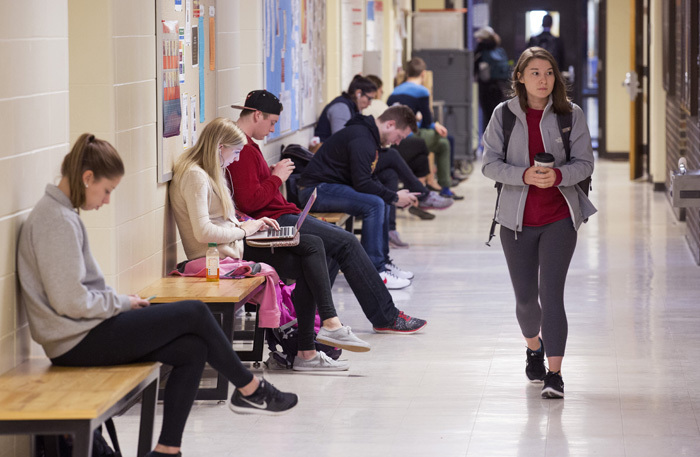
[
  {"xmin": 157, "ymin": 0, "xmax": 218, "ymax": 183},
  {"xmin": 264, "ymin": 0, "xmax": 326, "ymax": 140}
]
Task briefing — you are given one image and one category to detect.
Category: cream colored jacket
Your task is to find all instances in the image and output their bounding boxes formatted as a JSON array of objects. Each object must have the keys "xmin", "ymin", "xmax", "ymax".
[{"xmin": 169, "ymin": 166, "xmax": 247, "ymax": 260}]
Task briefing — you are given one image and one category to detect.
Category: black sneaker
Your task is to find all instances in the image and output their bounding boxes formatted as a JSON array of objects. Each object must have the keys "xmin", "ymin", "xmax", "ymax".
[
  {"xmin": 525, "ymin": 338, "xmax": 546, "ymax": 382},
  {"xmin": 541, "ymin": 371, "xmax": 565, "ymax": 399},
  {"xmin": 373, "ymin": 311, "xmax": 427, "ymax": 334},
  {"xmin": 229, "ymin": 379, "xmax": 298, "ymax": 416},
  {"xmin": 408, "ymin": 206, "xmax": 436, "ymax": 220}
]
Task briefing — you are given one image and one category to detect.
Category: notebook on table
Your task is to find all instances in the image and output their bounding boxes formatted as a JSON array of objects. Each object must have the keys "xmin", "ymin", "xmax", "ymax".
[{"xmin": 246, "ymin": 188, "xmax": 317, "ymax": 241}]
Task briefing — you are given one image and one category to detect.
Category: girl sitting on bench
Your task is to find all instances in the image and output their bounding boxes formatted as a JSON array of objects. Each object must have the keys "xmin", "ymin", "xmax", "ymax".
[{"xmin": 17, "ymin": 133, "xmax": 298, "ymax": 457}]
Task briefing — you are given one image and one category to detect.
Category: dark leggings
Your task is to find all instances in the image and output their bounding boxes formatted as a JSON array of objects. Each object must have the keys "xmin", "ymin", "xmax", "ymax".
[
  {"xmin": 500, "ymin": 218, "xmax": 577, "ymax": 357},
  {"xmin": 51, "ymin": 300, "xmax": 253, "ymax": 447},
  {"xmin": 243, "ymin": 233, "xmax": 337, "ymax": 350},
  {"xmin": 375, "ymin": 147, "xmax": 430, "ymax": 231}
]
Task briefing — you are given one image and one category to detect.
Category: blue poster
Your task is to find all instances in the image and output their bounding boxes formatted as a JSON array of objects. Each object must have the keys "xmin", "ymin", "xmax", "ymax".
[{"xmin": 264, "ymin": 0, "xmax": 300, "ymax": 139}]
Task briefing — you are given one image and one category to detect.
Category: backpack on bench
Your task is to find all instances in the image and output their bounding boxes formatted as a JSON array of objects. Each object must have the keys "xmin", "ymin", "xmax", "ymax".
[{"xmin": 486, "ymin": 104, "xmax": 592, "ymax": 246}]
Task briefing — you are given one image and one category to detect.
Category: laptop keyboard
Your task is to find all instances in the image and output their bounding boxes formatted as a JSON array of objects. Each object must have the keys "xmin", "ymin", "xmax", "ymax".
[{"xmin": 265, "ymin": 226, "xmax": 294, "ymax": 237}]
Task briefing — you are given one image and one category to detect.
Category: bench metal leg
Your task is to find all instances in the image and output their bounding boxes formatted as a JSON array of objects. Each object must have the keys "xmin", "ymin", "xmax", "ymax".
[
  {"xmin": 71, "ymin": 422, "xmax": 93, "ymax": 457},
  {"xmin": 137, "ymin": 376, "xmax": 159, "ymax": 457}
]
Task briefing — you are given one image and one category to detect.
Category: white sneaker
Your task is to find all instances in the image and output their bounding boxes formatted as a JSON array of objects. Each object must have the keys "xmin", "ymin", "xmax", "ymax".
[
  {"xmin": 379, "ymin": 270, "xmax": 411, "ymax": 289},
  {"xmin": 292, "ymin": 351, "xmax": 349, "ymax": 371},
  {"xmin": 386, "ymin": 260, "xmax": 414, "ymax": 280}
]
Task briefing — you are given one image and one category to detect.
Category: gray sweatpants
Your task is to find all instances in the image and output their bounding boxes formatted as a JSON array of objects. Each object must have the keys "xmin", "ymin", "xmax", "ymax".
[{"xmin": 500, "ymin": 218, "xmax": 577, "ymax": 357}]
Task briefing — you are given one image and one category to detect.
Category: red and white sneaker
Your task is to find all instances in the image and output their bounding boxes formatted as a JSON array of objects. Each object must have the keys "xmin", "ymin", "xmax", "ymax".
[
  {"xmin": 373, "ymin": 311, "xmax": 427, "ymax": 334},
  {"xmin": 379, "ymin": 270, "xmax": 411, "ymax": 289}
]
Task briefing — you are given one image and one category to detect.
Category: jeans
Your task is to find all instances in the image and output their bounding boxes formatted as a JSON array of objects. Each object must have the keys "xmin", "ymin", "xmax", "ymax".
[
  {"xmin": 299, "ymin": 183, "xmax": 390, "ymax": 273},
  {"xmin": 278, "ymin": 213, "xmax": 400, "ymax": 328},
  {"xmin": 52, "ymin": 300, "xmax": 253, "ymax": 447},
  {"xmin": 243, "ymin": 234, "xmax": 337, "ymax": 350},
  {"xmin": 418, "ymin": 128, "xmax": 452, "ymax": 188}
]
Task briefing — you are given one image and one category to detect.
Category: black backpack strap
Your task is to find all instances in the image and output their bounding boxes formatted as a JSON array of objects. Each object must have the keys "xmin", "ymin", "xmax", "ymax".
[
  {"xmin": 104, "ymin": 418, "xmax": 122, "ymax": 457},
  {"xmin": 556, "ymin": 111, "xmax": 573, "ymax": 161},
  {"xmin": 487, "ymin": 104, "xmax": 516, "ymax": 246}
]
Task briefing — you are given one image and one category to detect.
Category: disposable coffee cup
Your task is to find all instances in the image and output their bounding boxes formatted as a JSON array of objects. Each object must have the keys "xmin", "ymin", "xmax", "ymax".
[{"xmin": 533, "ymin": 152, "xmax": 555, "ymax": 168}]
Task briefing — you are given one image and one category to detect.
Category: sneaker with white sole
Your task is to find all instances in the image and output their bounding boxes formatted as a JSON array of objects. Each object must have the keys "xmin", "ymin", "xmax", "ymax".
[
  {"xmin": 541, "ymin": 371, "xmax": 565, "ymax": 399},
  {"xmin": 292, "ymin": 351, "xmax": 350, "ymax": 371},
  {"xmin": 386, "ymin": 260, "xmax": 414, "ymax": 280},
  {"xmin": 373, "ymin": 311, "xmax": 427, "ymax": 334},
  {"xmin": 419, "ymin": 191, "xmax": 454, "ymax": 210},
  {"xmin": 316, "ymin": 326, "xmax": 371, "ymax": 352},
  {"xmin": 379, "ymin": 270, "xmax": 411, "ymax": 289},
  {"xmin": 229, "ymin": 379, "xmax": 298, "ymax": 415}
]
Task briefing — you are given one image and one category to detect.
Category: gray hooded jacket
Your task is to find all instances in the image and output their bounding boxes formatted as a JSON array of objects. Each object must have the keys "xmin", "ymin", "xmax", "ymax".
[{"xmin": 482, "ymin": 96, "xmax": 597, "ymax": 233}]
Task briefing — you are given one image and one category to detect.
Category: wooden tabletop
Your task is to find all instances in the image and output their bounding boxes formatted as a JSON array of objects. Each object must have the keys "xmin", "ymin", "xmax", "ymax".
[
  {"xmin": 0, "ymin": 359, "xmax": 160, "ymax": 421},
  {"xmin": 310, "ymin": 212, "xmax": 350, "ymax": 225},
  {"xmin": 138, "ymin": 276, "xmax": 265, "ymax": 303}
]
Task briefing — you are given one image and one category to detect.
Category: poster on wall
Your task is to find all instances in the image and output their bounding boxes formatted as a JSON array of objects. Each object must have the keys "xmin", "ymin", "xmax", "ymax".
[
  {"xmin": 264, "ymin": 0, "xmax": 300, "ymax": 139},
  {"xmin": 162, "ymin": 20, "xmax": 182, "ymax": 138}
]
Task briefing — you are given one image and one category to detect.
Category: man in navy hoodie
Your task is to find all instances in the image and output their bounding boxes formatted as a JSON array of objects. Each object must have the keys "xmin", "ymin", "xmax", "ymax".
[{"xmin": 298, "ymin": 105, "xmax": 419, "ymax": 287}]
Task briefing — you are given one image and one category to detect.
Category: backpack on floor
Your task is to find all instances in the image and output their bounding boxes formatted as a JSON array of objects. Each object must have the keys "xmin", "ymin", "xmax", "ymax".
[
  {"xmin": 35, "ymin": 419, "xmax": 121, "ymax": 457},
  {"xmin": 486, "ymin": 104, "xmax": 592, "ymax": 246},
  {"xmin": 264, "ymin": 282, "xmax": 341, "ymax": 369}
]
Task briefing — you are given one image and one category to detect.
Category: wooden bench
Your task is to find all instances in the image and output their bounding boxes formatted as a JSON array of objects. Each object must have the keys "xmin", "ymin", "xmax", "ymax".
[
  {"xmin": 138, "ymin": 276, "xmax": 266, "ymax": 401},
  {"xmin": 310, "ymin": 212, "xmax": 354, "ymax": 233},
  {"xmin": 0, "ymin": 359, "xmax": 160, "ymax": 457}
]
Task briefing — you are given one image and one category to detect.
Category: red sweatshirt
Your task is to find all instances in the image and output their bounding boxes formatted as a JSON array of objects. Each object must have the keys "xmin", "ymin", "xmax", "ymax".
[
  {"xmin": 522, "ymin": 108, "xmax": 569, "ymax": 227},
  {"xmin": 226, "ymin": 135, "xmax": 300, "ymax": 220}
]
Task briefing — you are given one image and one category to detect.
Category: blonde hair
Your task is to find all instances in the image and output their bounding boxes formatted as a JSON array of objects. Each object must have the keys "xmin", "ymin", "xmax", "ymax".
[
  {"xmin": 61, "ymin": 133, "xmax": 124, "ymax": 209},
  {"xmin": 173, "ymin": 117, "xmax": 247, "ymax": 220}
]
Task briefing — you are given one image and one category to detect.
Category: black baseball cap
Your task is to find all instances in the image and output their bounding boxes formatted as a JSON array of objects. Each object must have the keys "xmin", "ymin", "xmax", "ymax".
[{"xmin": 231, "ymin": 90, "xmax": 283, "ymax": 115}]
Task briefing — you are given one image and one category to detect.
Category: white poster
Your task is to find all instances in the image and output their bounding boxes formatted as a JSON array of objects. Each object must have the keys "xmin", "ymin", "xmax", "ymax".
[{"xmin": 340, "ymin": 0, "xmax": 364, "ymax": 91}]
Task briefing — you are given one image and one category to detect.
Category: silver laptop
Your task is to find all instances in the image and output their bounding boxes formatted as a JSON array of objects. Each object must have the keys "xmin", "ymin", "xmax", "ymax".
[{"xmin": 246, "ymin": 188, "xmax": 317, "ymax": 241}]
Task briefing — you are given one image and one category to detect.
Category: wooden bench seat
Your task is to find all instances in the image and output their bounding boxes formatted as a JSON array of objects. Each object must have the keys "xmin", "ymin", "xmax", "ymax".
[
  {"xmin": 310, "ymin": 212, "xmax": 354, "ymax": 232},
  {"xmin": 138, "ymin": 275, "xmax": 266, "ymax": 401},
  {"xmin": 0, "ymin": 359, "xmax": 160, "ymax": 457}
]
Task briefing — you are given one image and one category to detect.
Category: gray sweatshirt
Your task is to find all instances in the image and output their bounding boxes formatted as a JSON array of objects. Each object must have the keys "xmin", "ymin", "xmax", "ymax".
[
  {"xmin": 482, "ymin": 97, "xmax": 597, "ymax": 233},
  {"xmin": 17, "ymin": 184, "xmax": 131, "ymax": 359}
]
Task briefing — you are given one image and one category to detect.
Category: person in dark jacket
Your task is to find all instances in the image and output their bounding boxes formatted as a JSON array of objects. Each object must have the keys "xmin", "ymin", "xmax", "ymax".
[
  {"xmin": 298, "ymin": 106, "xmax": 419, "ymax": 288},
  {"xmin": 527, "ymin": 14, "xmax": 565, "ymax": 71},
  {"xmin": 314, "ymin": 74, "xmax": 377, "ymax": 143},
  {"xmin": 474, "ymin": 26, "xmax": 511, "ymax": 134}
]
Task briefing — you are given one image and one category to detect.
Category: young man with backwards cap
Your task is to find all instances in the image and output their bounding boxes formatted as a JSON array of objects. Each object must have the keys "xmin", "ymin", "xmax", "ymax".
[{"xmin": 227, "ymin": 90, "xmax": 427, "ymax": 334}]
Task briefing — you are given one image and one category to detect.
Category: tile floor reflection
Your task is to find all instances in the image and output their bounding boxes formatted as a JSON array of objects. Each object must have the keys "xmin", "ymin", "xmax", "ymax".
[{"xmin": 114, "ymin": 160, "xmax": 700, "ymax": 457}]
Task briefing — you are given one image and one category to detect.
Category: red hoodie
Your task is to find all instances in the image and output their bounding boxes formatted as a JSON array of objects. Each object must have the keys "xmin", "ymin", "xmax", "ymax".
[{"xmin": 226, "ymin": 135, "xmax": 300, "ymax": 219}]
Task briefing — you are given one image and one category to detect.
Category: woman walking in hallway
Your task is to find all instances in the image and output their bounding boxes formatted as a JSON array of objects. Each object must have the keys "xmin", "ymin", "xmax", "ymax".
[{"xmin": 481, "ymin": 47, "xmax": 597, "ymax": 398}]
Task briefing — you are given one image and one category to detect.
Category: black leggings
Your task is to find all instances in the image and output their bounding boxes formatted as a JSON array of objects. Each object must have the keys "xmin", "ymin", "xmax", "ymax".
[
  {"xmin": 51, "ymin": 300, "xmax": 253, "ymax": 448},
  {"xmin": 243, "ymin": 233, "xmax": 337, "ymax": 350},
  {"xmin": 500, "ymin": 218, "xmax": 577, "ymax": 357}
]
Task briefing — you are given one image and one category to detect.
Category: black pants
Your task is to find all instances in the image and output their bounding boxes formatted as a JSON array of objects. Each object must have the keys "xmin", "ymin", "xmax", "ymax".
[
  {"xmin": 243, "ymin": 233, "xmax": 337, "ymax": 350},
  {"xmin": 396, "ymin": 136, "xmax": 431, "ymax": 178},
  {"xmin": 375, "ymin": 147, "xmax": 430, "ymax": 231},
  {"xmin": 500, "ymin": 218, "xmax": 577, "ymax": 357},
  {"xmin": 52, "ymin": 300, "xmax": 253, "ymax": 447}
]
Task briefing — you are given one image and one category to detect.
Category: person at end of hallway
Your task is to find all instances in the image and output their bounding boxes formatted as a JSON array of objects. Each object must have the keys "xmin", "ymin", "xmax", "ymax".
[
  {"xmin": 297, "ymin": 106, "xmax": 421, "ymax": 291},
  {"xmin": 228, "ymin": 89, "xmax": 427, "ymax": 333},
  {"xmin": 481, "ymin": 47, "xmax": 597, "ymax": 399},
  {"xmin": 527, "ymin": 14, "xmax": 565, "ymax": 72},
  {"xmin": 170, "ymin": 117, "xmax": 371, "ymax": 372},
  {"xmin": 17, "ymin": 134, "xmax": 299, "ymax": 457},
  {"xmin": 474, "ymin": 26, "xmax": 511, "ymax": 135}
]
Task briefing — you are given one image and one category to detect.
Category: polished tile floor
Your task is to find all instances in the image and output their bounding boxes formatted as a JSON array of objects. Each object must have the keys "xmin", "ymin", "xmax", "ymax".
[{"xmin": 115, "ymin": 160, "xmax": 700, "ymax": 456}]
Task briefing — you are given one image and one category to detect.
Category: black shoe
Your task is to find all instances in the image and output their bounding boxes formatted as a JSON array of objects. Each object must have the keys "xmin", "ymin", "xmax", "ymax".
[
  {"xmin": 145, "ymin": 452, "xmax": 182, "ymax": 457},
  {"xmin": 426, "ymin": 183, "xmax": 441, "ymax": 192},
  {"xmin": 541, "ymin": 371, "xmax": 565, "ymax": 399},
  {"xmin": 229, "ymin": 379, "xmax": 298, "ymax": 415},
  {"xmin": 373, "ymin": 311, "xmax": 427, "ymax": 334},
  {"xmin": 525, "ymin": 338, "xmax": 546, "ymax": 382},
  {"xmin": 408, "ymin": 206, "xmax": 436, "ymax": 220}
]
